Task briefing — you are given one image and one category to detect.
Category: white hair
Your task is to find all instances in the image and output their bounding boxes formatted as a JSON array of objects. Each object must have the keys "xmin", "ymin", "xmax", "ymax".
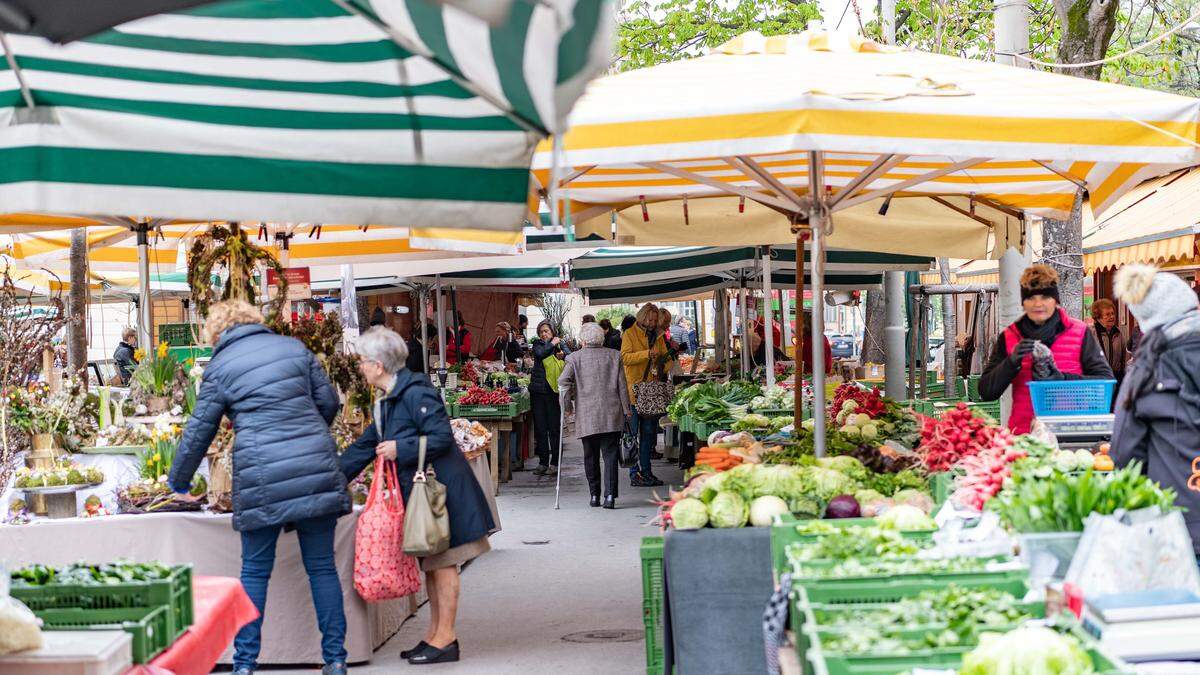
[
  {"xmin": 580, "ymin": 322, "xmax": 605, "ymax": 347},
  {"xmin": 357, "ymin": 326, "xmax": 409, "ymax": 372}
]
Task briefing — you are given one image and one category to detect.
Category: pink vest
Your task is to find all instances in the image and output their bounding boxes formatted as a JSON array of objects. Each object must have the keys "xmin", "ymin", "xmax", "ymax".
[{"xmin": 1003, "ymin": 309, "xmax": 1086, "ymax": 434}]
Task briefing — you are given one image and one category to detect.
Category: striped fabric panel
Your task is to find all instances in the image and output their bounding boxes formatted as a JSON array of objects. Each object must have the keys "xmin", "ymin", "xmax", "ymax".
[
  {"xmin": 532, "ymin": 32, "xmax": 1200, "ymax": 222},
  {"xmin": 0, "ymin": 0, "xmax": 611, "ymax": 230}
]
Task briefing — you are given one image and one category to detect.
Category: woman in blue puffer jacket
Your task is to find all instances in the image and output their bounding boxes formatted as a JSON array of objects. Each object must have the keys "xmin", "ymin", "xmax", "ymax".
[{"xmin": 168, "ymin": 300, "xmax": 350, "ymax": 675}]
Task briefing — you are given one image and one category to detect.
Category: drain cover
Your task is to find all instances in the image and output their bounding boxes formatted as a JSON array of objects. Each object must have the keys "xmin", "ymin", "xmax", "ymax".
[
  {"xmin": 521, "ymin": 540, "xmax": 551, "ymax": 545},
  {"xmin": 561, "ymin": 629, "xmax": 643, "ymax": 643}
]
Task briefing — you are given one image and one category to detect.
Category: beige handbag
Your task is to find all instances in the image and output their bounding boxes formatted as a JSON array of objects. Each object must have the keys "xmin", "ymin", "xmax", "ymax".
[{"xmin": 402, "ymin": 436, "xmax": 451, "ymax": 557}]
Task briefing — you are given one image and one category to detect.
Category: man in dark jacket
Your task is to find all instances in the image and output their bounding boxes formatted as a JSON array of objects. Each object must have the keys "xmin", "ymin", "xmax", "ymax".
[
  {"xmin": 168, "ymin": 301, "xmax": 350, "ymax": 675},
  {"xmin": 600, "ymin": 319, "xmax": 622, "ymax": 350},
  {"xmin": 113, "ymin": 328, "xmax": 139, "ymax": 384},
  {"xmin": 1111, "ymin": 265, "xmax": 1200, "ymax": 556}
]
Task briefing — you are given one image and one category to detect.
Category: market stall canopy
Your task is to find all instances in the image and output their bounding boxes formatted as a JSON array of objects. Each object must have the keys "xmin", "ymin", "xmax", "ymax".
[
  {"xmin": 919, "ymin": 258, "xmax": 999, "ymax": 285},
  {"xmin": 5, "ymin": 221, "xmax": 539, "ymax": 272},
  {"xmin": 309, "ymin": 247, "xmax": 587, "ymax": 291},
  {"xmin": 0, "ymin": 255, "xmax": 187, "ymax": 298},
  {"xmin": 1083, "ymin": 168, "xmax": 1200, "ymax": 273},
  {"xmin": 532, "ymin": 31, "xmax": 1200, "ymax": 255},
  {"xmin": 0, "ymin": 0, "xmax": 613, "ymax": 228}
]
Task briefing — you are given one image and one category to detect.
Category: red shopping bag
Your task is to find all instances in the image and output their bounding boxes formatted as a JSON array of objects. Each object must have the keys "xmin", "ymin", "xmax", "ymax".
[{"xmin": 354, "ymin": 459, "xmax": 422, "ymax": 601}]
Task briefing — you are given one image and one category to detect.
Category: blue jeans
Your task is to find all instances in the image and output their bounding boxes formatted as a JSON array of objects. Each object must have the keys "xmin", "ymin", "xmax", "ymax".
[
  {"xmin": 234, "ymin": 514, "xmax": 347, "ymax": 669},
  {"xmin": 629, "ymin": 412, "xmax": 661, "ymax": 476}
]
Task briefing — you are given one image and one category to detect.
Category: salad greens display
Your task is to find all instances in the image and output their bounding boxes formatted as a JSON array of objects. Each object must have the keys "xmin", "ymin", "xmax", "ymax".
[
  {"xmin": 811, "ymin": 586, "xmax": 1033, "ymax": 632},
  {"xmin": 788, "ymin": 526, "xmax": 928, "ymax": 561},
  {"xmin": 11, "ymin": 560, "xmax": 178, "ymax": 586},
  {"xmin": 667, "ymin": 380, "xmax": 762, "ymax": 426},
  {"xmin": 789, "ymin": 555, "xmax": 992, "ymax": 580}
]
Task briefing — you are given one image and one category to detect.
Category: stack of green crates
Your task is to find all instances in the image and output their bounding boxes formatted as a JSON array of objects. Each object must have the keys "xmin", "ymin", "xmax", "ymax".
[
  {"xmin": 640, "ymin": 536, "xmax": 668, "ymax": 675},
  {"xmin": 12, "ymin": 564, "xmax": 194, "ymax": 663},
  {"xmin": 158, "ymin": 323, "xmax": 201, "ymax": 347}
]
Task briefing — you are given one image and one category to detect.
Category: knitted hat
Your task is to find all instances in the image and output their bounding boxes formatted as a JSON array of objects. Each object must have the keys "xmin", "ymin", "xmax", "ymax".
[{"xmin": 1114, "ymin": 264, "xmax": 1198, "ymax": 331}]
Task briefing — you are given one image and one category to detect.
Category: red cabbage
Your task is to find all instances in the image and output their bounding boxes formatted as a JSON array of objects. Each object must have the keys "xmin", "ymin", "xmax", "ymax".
[{"xmin": 825, "ymin": 494, "xmax": 861, "ymax": 519}]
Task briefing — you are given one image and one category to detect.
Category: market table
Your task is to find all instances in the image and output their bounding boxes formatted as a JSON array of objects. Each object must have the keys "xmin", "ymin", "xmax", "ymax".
[{"xmin": 0, "ymin": 511, "xmax": 415, "ymax": 665}]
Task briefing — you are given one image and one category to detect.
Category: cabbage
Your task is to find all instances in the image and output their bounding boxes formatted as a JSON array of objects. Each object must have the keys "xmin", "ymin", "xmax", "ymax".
[
  {"xmin": 791, "ymin": 496, "xmax": 821, "ymax": 518},
  {"xmin": 876, "ymin": 504, "xmax": 937, "ymax": 531},
  {"xmin": 1074, "ymin": 449, "xmax": 1095, "ymax": 469},
  {"xmin": 960, "ymin": 626, "xmax": 1093, "ymax": 675},
  {"xmin": 854, "ymin": 489, "xmax": 886, "ymax": 505},
  {"xmin": 805, "ymin": 466, "xmax": 859, "ymax": 501},
  {"xmin": 749, "ymin": 495, "xmax": 789, "ymax": 526},
  {"xmin": 670, "ymin": 498, "xmax": 709, "ymax": 529},
  {"xmin": 708, "ymin": 492, "xmax": 749, "ymax": 528},
  {"xmin": 817, "ymin": 456, "xmax": 869, "ymax": 484}
]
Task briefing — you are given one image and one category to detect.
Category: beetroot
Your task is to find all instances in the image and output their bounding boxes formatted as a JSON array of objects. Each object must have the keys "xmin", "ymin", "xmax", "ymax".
[{"xmin": 825, "ymin": 494, "xmax": 862, "ymax": 519}]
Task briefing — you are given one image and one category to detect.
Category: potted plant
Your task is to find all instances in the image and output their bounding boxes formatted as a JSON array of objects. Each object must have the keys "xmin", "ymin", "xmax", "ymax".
[{"xmin": 132, "ymin": 342, "xmax": 184, "ymax": 414}]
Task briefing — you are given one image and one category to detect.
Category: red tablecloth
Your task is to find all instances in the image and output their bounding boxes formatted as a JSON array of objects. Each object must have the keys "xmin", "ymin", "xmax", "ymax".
[{"xmin": 127, "ymin": 575, "xmax": 259, "ymax": 675}]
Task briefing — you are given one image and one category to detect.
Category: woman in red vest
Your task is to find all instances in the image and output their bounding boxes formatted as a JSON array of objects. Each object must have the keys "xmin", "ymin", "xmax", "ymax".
[{"xmin": 979, "ymin": 264, "xmax": 1113, "ymax": 434}]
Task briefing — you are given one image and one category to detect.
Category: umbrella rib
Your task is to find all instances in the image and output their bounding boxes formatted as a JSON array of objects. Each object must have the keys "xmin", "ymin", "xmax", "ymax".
[
  {"xmin": 834, "ymin": 158, "xmax": 989, "ymax": 211},
  {"xmin": 971, "ymin": 195, "xmax": 1025, "ymax": 220},
  {"xmin": 1033, "ymin": 160, "xmax": 1088, "ymax": 189},
  {"xmin": 828, "ymin": 154, "xmax": 908, "ymax": 208},
  {"xmin": 928, "ymin": 196, "xmax": 996, "ymax": 228},
  {"xmin": 728, "ymin": 156, "xmax": 809, "ymax": 213},
  {"xmin": 0, "ymin": 33, "xmax": 34, "ymax": 109},
  {"xmin": 327, "ymin": 0, "xmax": 546, "ymax": 136},
  {"xmin": 639, "ymin": 162, "xmax": 798, "ymax": 213}
]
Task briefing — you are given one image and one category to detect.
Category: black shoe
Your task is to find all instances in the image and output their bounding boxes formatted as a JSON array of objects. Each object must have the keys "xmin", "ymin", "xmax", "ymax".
[
  {"xmin": 602, "ymin": 496, "xmax": 616, "ymax": 509},
  {"xmin": 532, "ymin": 464, "xmax": 549, "ymax": 476},
  {"xmin": 511, "ymin": 460, "xmax": 526, "ymax": 472},
  {"xmin": 642, "ymin": 473, "xmax": 664, "ymax": 487},
  {"xmin": 589, "ymin": 495, "xmax": 600, "ymax": 507},
  {"xmin": 630, "ymin": 472, "xmax": 651, "ymax": 487},
  {"xmin": 400, "ymin": 641, "xmax": 429, "ymax": 659},
  {"xmin": 650, "ymin": 451, "xmax": 664, "ymax": 460},
  {"xmin": 408, "ymin": 640, "xmax": 460, "ymax": 664}
]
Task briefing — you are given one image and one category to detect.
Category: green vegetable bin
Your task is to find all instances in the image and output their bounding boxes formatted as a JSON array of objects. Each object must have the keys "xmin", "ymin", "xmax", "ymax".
[
  {"xmin": 769, "ymin": 516, "xmax": 935, "ymax": 580},
  {"xmin": 455, "ymin": 402, "xmax": 520, "ymax": 418},
  {"xmin": 158, "ymin": 322, "xmax": 201, "ymax": 347},
  {"xmin": 641, "ymin": 536, "xmax": 667, "ymax": 675},
  {"xmin": 12, "ymin": 564, "xmax": 194, "ymax": 642},
  {"xmin": 929, "ymin": 471, "xmax": 957, "ymax": 507},
  {"xmin": 37, "ymin": 605, "xmax": 172, "ymax": 663}
]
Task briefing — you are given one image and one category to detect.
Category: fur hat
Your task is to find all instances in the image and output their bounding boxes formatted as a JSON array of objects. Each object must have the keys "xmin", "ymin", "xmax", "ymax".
[{"xmin": 1114, "ymin": 264, "xmax": 1198, "ymax": 332}]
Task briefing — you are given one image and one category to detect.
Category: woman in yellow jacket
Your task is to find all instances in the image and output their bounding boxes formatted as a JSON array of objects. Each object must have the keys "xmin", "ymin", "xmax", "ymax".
[{"xmin": 621, "ymin": 304, "xmax": 673, "ymax": 487}]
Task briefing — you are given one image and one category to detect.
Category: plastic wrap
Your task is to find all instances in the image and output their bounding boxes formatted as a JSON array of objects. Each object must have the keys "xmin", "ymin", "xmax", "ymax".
[{"xmin": 0, "ymin": 563, "xmax": 42, "ymax": 655}]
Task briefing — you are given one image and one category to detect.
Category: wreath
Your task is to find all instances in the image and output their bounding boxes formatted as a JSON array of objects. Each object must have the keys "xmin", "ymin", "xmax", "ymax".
[{"xmin": 187, "ymin": 223, "xmax": 288, "ymax": 320}]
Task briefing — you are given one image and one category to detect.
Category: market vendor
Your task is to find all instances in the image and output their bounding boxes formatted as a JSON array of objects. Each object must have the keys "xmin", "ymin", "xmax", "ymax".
[
  {"xmin": 979, "ymin": 264, "xmax": 1113, "ymax": 434},
  {"xmin": 479, "ymin": 321, "xmax": 522, "ymax": 364},
  {"xmin": 113, "ymin": 327, "xmax": 139, "ymax": 384}
]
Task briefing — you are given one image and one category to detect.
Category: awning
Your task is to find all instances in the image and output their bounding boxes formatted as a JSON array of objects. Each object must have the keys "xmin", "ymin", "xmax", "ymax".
[
  {"xmin": 0, "ymin": 1, "xmax": 612, "ymax": 228},
  {"xmin": 1083, "ymin": 169, "xmax": 1200, "ymax": 273}
]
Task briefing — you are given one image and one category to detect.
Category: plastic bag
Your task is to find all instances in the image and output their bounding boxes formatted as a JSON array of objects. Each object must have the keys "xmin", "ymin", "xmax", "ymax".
[
  {"xmin": 1066, "ymin": 508, "xmax": 1200, "ymax": 596},
  {"xmin": 0, "ymin": 563, "xmax": 42, "ymax": 655}
]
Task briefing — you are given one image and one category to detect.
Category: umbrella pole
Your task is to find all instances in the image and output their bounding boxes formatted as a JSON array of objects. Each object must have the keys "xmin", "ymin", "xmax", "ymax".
[
  {"xmin": 435, "ymin": 275, "xmax": 446, "ymax": 385},
  {"xmin": 135, "ymin": 222, "xmax": 153, "ymax": 350},
  {"xmin": 794, "ymin": 233, "xmax": 805, "ymax": 425},
  {"xmin": 809, "ymin": 151, "xmax": 828, "ymax": 457},
  {"xmin": 763, "ymin": 246, "xmax": 775, "ymax": 391},
  {"xmin": 419, "ymin": 286, "xmax": 429, "ymax": 376}
]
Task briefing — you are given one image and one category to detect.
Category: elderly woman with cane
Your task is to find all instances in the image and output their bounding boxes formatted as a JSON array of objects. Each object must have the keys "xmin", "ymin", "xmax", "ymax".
[
  {"xmin": 341, "ymin": 327, "xmax": 494, "ymax": 665},
  {"xmin": 558, "ymin": 322, "xmax": 632, "ymax": 509}
]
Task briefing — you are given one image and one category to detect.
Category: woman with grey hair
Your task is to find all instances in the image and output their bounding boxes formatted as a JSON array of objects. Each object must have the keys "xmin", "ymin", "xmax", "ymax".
[
  {"xmin": 341, "ymin": 327, "xmax": 494, "ymax": 665},
  {"xmin": 559, "ymin": 322, "xmax": 631, "ymax": 508}
]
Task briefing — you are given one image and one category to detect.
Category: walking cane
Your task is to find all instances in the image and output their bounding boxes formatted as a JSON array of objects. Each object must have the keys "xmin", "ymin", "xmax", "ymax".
[{"xmin": 554, "ymin": 405, "xmax": 566, "ymax": 510}]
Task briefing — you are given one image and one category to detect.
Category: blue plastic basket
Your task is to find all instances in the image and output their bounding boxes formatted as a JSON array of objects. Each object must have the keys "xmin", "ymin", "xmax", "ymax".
[{"xmin": 1028, "ymin": 379, "xmax": 1117, "ymax": 417}]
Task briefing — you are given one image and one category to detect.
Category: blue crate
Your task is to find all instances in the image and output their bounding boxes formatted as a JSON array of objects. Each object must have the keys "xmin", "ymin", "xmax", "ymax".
[{"xmin": 1028, "ymin": 379, "xmax": 1117, "ymax": 417}]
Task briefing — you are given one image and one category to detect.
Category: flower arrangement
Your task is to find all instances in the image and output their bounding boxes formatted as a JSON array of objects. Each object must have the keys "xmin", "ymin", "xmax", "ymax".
[
  {"xmin": 14, "ymin": 461, "xmax": 103, "ymax": 488},
  {"xmin": 132, "ymin": 342, "xmax": 179, "ymax": 398},
  {"xmin": 4, "ymin": 377, "xmax": 94, "ymax": 443},
  {"xmin": 137, "ymin": 414, "xmax": 182, "ymax": 482}
]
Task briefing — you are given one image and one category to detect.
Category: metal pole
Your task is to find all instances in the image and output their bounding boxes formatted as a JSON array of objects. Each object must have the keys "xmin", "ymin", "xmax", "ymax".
[
  {"xmin": 435, "ymin": 275, "xmax": 447, "ymax": 378},
  {"xmin": 419, "ymin": 286, "xmax": 430, "ymax": 376},
  {"xmin": 739, "ymin": 287, "xmax": 750, "ymax": 378},
  {"xmin": 809, "ymin": 151, "xmax": 828, "ymax": 457},
  {"xmin": 780, "ymin": 286, "xmax": 792, "ymax": 361},
  {"xmin": 762, "ymin": 246, "xmax": 775, "ymax": 390},
  {"xmin": 882, "ymin": 0, "xmax": 897, "ymax": 43},
  {"xmin": 135, "ymin": 223, "xmax": 153, "ymax": 351},
  {"xmin": 795, "ymin": 233, "xmax": 806, "ymax": 423},
  {"xmin": 939, "ymin": 259, "xmax": 958, "ymax": 398},
  {"xmin": 884, "ymin": 272, "xmax": 906, "ymax": 399}
]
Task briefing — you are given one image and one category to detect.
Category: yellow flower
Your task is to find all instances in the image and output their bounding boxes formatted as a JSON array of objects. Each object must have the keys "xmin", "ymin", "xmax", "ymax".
[
  {"xmin": 152, "ymin": 453, "xmax": 161, "ymax": 463},
  {"xmin": 157, "ymin": 342, "xmax": 169, "ymax": 359},
  {"xmin": 133, "ymin": 348, "xmax": 146, "ymax": 362}
]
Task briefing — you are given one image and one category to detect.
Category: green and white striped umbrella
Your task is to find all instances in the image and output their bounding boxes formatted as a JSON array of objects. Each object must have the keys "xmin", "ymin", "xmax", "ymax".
[{"xmin": 0, "ymin": 0, "xmax": 613, "ymax": 229}]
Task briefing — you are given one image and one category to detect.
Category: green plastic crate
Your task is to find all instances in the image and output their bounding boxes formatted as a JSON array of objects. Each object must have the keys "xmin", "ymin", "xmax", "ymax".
[
  {"xmin": 967, "ymin": 374, "xmax": 982, "ymax": 401},
  {"xmin": 38, "ymin": 605, "xmax": 172, "ymax": 663},
  {"xmin": 158, "ymin": 323, "xmax": 200, "ymax": 347},
  {"xmin": 167, "ymin": 346, "xmax": 213, "ymax": 364},
  {"xmin": 455, "ymin": 402, "xmax": 520, "ymax": 418},
  {"xmin": 770, "ymin": 515, "xmax": 935, "ymax": 579},
  {"xmin": 929, "ymin": 471, "xmax": 957, "ymax": 507},
  {"xmin": 641, "ymin": 536, "xmax": 666, "ymax": 675},
  {"xmin": 12, "ymin": 565, "xmax": 194, "ymax": 642}
]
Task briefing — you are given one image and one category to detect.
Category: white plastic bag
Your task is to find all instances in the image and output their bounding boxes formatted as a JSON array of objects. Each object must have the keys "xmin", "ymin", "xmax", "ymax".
[
  {"xmin": 0, "ymin": 563, "xmax": 42, "ymax": 655},
  {"xmin": 1065, "ymin": 508, "xmax": 1200, "ymax": 596}
]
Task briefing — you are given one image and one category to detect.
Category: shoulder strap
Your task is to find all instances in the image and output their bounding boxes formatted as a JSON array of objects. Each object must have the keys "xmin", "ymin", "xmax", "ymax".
[{"xmin": 418, "ymin": 435, "xmax": 427, "ymax": 471}]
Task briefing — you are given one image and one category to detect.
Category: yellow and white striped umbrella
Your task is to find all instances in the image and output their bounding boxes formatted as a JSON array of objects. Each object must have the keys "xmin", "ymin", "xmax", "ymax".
[
  {"xmin": 532, "ymin": 31, "xmax": 1200, "ymax": 250},
  {"xmin": 6, "ymin": 221, "xmax": 525, "ymax": 273}
]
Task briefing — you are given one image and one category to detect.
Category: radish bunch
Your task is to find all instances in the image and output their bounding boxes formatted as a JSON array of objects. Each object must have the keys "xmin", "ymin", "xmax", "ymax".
[
  {"xmin": 950, "ymin": 444, "xmax": 1028, "ymax": 510},
  {"xmin": 458, "ymin": 386, "xmax": 512, "ymax": 405},
  {"xmin": 918, "ymin": 403, "xmax": 1013, "ymax": 473}
]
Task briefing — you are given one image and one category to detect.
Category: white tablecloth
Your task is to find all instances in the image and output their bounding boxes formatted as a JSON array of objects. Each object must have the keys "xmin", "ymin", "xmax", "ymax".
[{"xmin": 0, "ymin": 510, "xmax": 412, "ymax": 665}]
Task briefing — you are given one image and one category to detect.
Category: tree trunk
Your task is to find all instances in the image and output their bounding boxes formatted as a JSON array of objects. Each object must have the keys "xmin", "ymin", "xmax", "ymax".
[
  {"xmin": 1042, "ymin": 191, "xmax": 1086, "ymax": 318},
  {"xmin": 1043, "ymin": 0, "xmax": 1116, "ymax": 318},
  {"xmin": 862, "ymin": 290, "xmax": 886, "ymax": 364},
  {"xmin": 939, "ymin": 259, "xmax": 957, "ymax": 397},
  {"xmin": 68, "ymin": 229, "xmax": 89, "ymax": 383},
  {"xmin": 1053, "ymin": 0, "xmax": 1119, "ymax": 81}
]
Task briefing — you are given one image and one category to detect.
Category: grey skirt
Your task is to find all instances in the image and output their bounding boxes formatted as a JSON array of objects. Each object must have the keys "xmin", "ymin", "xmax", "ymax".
[{"xmin": 419, "ymin": 536, "xmax": 491, "ymax": 572}]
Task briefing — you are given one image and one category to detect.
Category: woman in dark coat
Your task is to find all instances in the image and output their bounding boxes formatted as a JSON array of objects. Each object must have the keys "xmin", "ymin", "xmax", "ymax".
[
  {"xmin": 1110, "ymin": 264, "xmax": 1200, "ymax": 558},
  {"xmin": 530, "ymin": 320, "xmax": 569, "ymax": 476},
  {"xmin": 168, "ymin": 300, "xmax": 350, "ymax": 675},
  {"xmin": 341, "ymin": 327, "xmax": 494, "ymax": 665}
]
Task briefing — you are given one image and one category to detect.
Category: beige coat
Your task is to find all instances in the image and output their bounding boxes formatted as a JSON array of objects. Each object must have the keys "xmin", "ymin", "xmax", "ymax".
[{"xmin": 558, "ymin": 346, "xmax": 631, "ymax": 438}]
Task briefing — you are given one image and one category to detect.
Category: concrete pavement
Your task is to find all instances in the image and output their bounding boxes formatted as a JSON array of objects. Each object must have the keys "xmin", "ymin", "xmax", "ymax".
[{"xmin": 272, "ymin": 437, "xmax": 680, "ymax": 674}]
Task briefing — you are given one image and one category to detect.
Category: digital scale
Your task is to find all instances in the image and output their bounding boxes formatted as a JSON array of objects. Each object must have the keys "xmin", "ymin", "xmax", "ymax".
[{"xmin": 1038, "ymin": 413, "xmax": 1114, "ymax": 450}]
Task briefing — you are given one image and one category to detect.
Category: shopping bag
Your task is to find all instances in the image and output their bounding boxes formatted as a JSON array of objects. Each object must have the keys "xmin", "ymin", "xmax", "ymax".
[
  {"xmin": 354, "ymin": 459, "xmax": 422, "ymax": 602},
  {"xmin": 1065, "ymin": 507, "xmax": 1200, "ymax": 596}
]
